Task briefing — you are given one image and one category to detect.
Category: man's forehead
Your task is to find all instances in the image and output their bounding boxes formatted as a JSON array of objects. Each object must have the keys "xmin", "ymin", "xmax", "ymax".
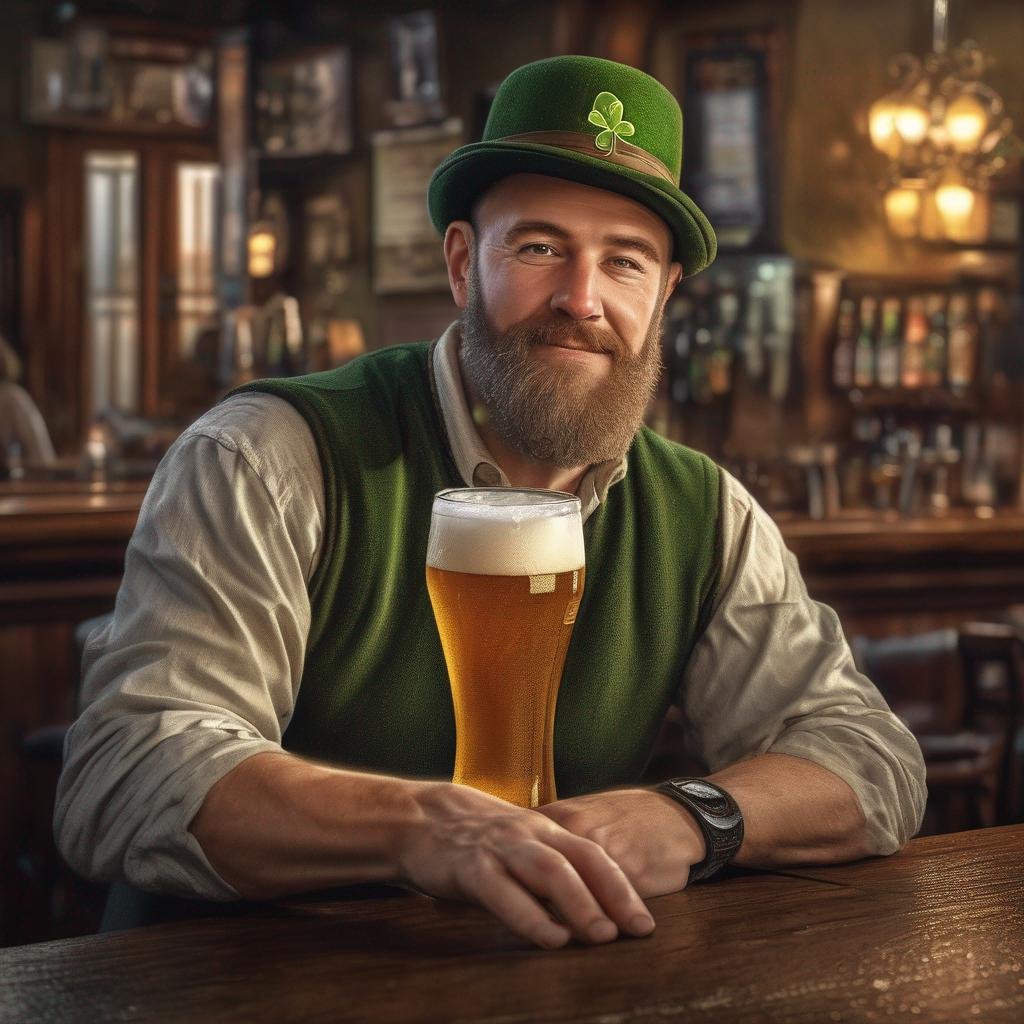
[{"xmin": 475, "ymin": 174, "xmax": 672, "ymax": 256}]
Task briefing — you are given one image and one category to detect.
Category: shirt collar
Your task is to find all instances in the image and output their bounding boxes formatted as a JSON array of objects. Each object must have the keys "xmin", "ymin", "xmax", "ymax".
[{"xmin": 431, "ymin": 321, "xmax": 628, "ymax": 522}]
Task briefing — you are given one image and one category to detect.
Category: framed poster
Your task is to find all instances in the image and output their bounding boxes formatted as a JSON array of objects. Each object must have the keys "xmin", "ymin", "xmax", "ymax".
[
  {"xmin": 679, "ymin": 28, "xmax": 784, "ymax": 252},
  {"xmin": 216, "ymin": 30, "xmax": 249, "ymax": 312},
  {"xmin": 386, "ymin": 10, "xmax": 445, "ymax": 127},
  {"xmin": 24, "ymin": 30, "xmax": 214, "ymax": 131},
  {"xmin": 255, "ymin": 47, "xmax": 353, "ymax": 157},
  {"xmin": 372, "ymin": 118, "xmax": 463, "ymax": 294}
]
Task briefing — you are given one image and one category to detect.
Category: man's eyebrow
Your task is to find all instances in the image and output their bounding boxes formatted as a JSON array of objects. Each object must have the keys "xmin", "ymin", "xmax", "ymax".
[
  {"xmin": 502, "ymin": 222, "xmax": 663, "ymax": 264},
  {"xmin": 502, "ymin": 221, "xmax": 572, "ymax": 245},
  {"xmin": 605, "ymin": 235, "xmax": 662, "ymax": 264}
]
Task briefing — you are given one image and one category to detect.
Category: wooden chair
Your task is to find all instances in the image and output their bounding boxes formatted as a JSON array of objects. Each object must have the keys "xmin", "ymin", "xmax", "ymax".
[
  {"xmin": 11, "ymin": 612, "xmax": 112, "ymax": 942},
  {"xmin": 957, "ymin": 622, "xmax": 1024, "ymax": 827},
  {"xmin": 851, "ymin": 629, "xmax": 1004, "ymax": 835}
]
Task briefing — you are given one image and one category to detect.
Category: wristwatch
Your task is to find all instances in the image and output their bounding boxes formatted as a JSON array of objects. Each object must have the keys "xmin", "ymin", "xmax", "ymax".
[{"xmin": 655, "ymin": 778, "xmax": 744, "ymax": 882}]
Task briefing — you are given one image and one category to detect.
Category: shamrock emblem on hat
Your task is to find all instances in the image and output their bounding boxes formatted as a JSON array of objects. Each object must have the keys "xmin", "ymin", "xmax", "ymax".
[{"xmin": 587, "ymin": 91, "xmax": 635, "ymax": 155}]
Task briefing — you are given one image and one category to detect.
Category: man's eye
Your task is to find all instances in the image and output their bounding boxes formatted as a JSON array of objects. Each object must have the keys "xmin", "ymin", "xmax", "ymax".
[
  {"xmin": 610, "ymin": 256, "xmax": 642, "ymax": 271},
  {"xmin": 522, "ymin": 243, "xmax": 556, "ymax": 256}
]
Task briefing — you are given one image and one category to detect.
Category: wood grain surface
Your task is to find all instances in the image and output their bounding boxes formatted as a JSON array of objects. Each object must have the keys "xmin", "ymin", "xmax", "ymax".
[{"xmin": 1, "ymin": 826, "xmax": 1021, "ymax": 1023}]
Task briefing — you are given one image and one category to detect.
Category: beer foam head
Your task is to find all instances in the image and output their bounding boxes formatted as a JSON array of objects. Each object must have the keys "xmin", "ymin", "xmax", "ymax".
[{"xmin": 427, "ymin": 488, "xmax": 584, "ymax": 576}]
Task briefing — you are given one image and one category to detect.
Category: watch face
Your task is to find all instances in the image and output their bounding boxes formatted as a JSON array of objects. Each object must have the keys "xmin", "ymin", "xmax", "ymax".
[
  {"xmin": 659, "ymin": 778, "xmax": 744, "ymax": 881},
  {"xmin": 678, "ymin": 781, "xmax": 742, "ymax": 825}
]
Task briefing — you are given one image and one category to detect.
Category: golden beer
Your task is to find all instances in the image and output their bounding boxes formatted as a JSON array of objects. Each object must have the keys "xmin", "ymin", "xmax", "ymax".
[{"xmin": 426, "ymin": 488, "xmax": 585, "ymax": 807}]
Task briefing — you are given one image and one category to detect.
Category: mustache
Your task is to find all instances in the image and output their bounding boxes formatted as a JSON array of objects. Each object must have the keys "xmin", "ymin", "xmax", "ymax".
[{"xmin": 508, "ymin": 317, "xmax": 626, "ymax": 359}]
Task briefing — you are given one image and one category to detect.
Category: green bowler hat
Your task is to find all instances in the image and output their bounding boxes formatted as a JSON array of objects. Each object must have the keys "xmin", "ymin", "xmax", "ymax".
[{"xmin": 428, "ymin": 54, "xmax": 716, "ymax": 275}]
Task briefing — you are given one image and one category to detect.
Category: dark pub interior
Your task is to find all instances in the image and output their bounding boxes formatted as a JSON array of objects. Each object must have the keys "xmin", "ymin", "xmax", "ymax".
[{"xmin": 1, "ymin": 2, "xmax": 1022, "ymax": 1021}]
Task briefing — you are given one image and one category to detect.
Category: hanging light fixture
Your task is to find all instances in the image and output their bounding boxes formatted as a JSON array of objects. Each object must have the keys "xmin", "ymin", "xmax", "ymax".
[{"xmin": 867, "ymin": 0, "xmax": 1021, "ymax": 244}]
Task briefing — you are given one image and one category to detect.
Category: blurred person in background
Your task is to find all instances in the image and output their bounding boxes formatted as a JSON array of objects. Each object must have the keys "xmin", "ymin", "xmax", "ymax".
[{"xmin": 0, "ymin": 332, "xmax": 55, "ymax": 472}]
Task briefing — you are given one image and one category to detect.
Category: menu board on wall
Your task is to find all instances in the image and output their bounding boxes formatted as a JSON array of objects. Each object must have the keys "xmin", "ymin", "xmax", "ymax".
[
  {"xmin": 372, "ymin": 118, "xmax": 463, "ymax": 294},
  {"xmin": 680, "ymin": 29, "xmax": 783, "ymax": 253}
]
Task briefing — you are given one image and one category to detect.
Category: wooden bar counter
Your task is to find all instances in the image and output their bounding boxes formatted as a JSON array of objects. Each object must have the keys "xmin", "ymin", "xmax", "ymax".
[
  {"xmin": 779, "ymin": 509, "xmax": 1024, "ymax": 635},
  {"xmin": 2, "ymin": 475, "xmax": 1022, "ymax": 944},
  {"xmin": 1, "ymin": 825, "xmax": 1021, "ymax": 1023},
  {"xmin": 3, "ymin": 475, "xmax": 1022, "ymax": 633},
  {"xmin": 0, "ymin": 477, "xmax": 148, "ymax": 626}
]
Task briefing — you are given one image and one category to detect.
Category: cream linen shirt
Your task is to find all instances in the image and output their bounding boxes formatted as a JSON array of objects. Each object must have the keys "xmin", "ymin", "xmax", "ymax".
[{"xmin": 55, "ymin": 324, "xmax": 926, "ymax": 899}]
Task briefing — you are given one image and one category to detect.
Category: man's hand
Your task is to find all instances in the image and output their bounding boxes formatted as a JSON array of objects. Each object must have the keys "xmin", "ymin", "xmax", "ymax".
[
  {"xmin": 395, "ymin": 781, "xmax": 656, "ymax": 949},
  {"xmin": 536, "ymin": 788, "xmax": 706, "ymax": 898},
  {"xmin": 191, "ymin": 754, "xmax": 659, "ymax": 952}
]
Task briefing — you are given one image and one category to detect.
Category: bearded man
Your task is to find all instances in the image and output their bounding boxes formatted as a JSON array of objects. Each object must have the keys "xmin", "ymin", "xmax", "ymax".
[{"xmin": 56, "ymin": 56, "xmax": 925, "ymax": 950}]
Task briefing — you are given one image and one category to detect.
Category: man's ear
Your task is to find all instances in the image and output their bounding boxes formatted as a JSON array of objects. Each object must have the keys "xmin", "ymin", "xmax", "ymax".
[
  {"xmin": 444, "ymin": 221, "xmax": 475, "ymax": 310},
  {"xmin": 660, "ymin": 261, "xmax": 684, "ymax": 314}
]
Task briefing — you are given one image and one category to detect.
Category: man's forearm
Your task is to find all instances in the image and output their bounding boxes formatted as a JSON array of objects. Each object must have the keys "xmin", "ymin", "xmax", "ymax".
[
  {"xmin": 707, "ymin": 752, "xmax": 874, "ymax": 868},
  {"xmin": 189, "ymin": 751, "xmax": 424, "ymax": 898},
  {"xmin": 539, "ymin": 752, "xmax": 874, "ymax": 900},
  {"xmin": 188, "ymin": 750, "xmax": 657, "ymax": 949}
]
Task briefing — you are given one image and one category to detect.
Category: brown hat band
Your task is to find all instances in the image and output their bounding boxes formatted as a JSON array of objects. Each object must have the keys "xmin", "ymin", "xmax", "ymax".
[{"xmin": 498, "ymin": 131, "xmax": 677, "ymax": 186}]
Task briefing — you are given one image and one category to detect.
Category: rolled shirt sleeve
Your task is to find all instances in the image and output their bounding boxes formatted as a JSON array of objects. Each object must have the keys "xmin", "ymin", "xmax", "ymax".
[
  {"xmin": 678, "ymin": 470, "xmax": 927, "ymax": 855},
  {"xmin": 53, "ymin": 394, "xmax": 324, "ymax": 899}
]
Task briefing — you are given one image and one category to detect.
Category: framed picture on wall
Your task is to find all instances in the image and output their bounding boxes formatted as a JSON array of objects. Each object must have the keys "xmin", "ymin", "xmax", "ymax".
[
  {"xmin": 24, "ymin": 30, "xmax": 214, "ymax": 131},
  {"xmin": 679, "ymin": 28, "xmax": 784, "ymax": 253},
  {"xmin": 386, "ymin": 9, "xmax": 445, "ymax": 127},
  {"xmin": 372, "ymin": 118, "xmax": 463, "ymax": 294},
  {"xmin": 255, "ymin": 46, "xmax": 353, "ymax": 157}
]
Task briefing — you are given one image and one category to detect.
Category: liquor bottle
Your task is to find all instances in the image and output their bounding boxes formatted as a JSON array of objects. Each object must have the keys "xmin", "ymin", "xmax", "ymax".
[
  {"xmin": 853, "ymin": 295, "xmax": 877, "ymax": 389},
  {"xmin": 765, "ymin": 280, "xmax": 795, "ymax": 403},
  {"xmin": 875, "ymin": 297, "xmax": 902, "ymax": 388},
  {"xmin": 689, "ymin": 297, "xmax": 714, "ymax": 405},
  {"xmin": 900, "ymin": 295, "xmax": 927, "ymax": 389},
  {"xmin": 668, "ymin": 297, "xmax": 693, "ymax": 406},
  {"xmin": 947, "ymin": 292, "xmax": 977, "ymax": 392},
  {"xmin": 708, "ymin": 289, "xmax": 737, "ymax": 396},
  {"xmin": 923, "ymin": 293, "xmax": 947, "ymax": 389},
  {"xmin": 741, "ymin": 280, "xmax": 766, "ymax": 381},
  {"xmin": 832, "ymin": 298, "xmax": 856, "ymax": 389},
  {"xmin": 975, "ymin": 287, "xmax": 1002, "ymax": 395}
]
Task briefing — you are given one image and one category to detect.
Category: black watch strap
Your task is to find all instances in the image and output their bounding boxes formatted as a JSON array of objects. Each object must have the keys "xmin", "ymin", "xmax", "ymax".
[{"xmin": 655, "ymin": 778, "xmax": 744, "ymax": 882}]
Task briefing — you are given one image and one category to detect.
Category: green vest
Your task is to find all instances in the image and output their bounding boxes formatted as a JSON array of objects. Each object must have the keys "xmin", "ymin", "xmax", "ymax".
[{"xmin": 231, "ymin": 342, "xmax": 720, "ymax": 796}]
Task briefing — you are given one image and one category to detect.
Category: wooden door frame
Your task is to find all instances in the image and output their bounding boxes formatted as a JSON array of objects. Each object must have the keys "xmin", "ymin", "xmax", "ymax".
[
  {"xmin": 44, "ymin": 133, "xmax": 216, "ymax": 442},
  {"xmin": 156, "ymin": 143, "xmax": 219, "ymax": 418}
]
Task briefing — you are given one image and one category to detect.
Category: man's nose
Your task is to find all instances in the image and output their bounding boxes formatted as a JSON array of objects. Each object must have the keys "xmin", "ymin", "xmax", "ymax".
[{"xmin": 550, "ymin": 258, "xmax": 602, "ymax": 321}]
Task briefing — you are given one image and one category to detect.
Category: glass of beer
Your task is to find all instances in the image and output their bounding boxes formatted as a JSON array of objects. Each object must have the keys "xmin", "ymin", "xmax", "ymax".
[{"xmin": 426, "ymin": 487, "xmax": 585, "ymax": 808}]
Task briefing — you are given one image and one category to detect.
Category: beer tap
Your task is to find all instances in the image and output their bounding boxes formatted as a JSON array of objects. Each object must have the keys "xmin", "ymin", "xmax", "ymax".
[
  {"xmin": 897, "ymin": 428, "xmax": 923, "ymax": 518},
  {"xmin": 928, "ymin": 423, "xmax": 960, "ymax": 514},
  {"xmin": 787, "ymin": 444, "xmax": 840, "ymax": 521},
  {"xmin": 869, "ymin": 428, "xmax": 901, "ymax": 513}
]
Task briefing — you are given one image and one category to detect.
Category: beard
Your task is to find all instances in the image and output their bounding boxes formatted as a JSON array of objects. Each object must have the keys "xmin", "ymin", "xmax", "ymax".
[{"xmin": 459, "ymin": 274, "xmax": 665, "ymax": 470}]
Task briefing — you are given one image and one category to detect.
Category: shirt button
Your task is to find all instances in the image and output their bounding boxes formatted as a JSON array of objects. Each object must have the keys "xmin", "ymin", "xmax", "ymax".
[{"xmin": 474, "ymin": 462, "xmax": 501, "ymax": 485}]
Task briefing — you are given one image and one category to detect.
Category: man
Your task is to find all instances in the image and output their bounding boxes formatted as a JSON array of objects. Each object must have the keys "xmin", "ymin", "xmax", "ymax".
[{"xmin": 55, "ymin": 56, "xmax": 925, "ymax": 951}]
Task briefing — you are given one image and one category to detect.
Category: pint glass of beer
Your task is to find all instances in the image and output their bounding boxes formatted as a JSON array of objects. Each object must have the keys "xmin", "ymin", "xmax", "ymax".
[{"xmin": 426, "ymin": 488, "xmax": 585, "ymax": 808}]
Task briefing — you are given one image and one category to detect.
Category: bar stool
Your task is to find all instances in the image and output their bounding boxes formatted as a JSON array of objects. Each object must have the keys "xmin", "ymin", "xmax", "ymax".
[
  {"xmin": 12, "ymin": 612, "xmax": 113, "ymax": 942},
  {"xmin": 957, "ymin": 622, "xmax": 1024, "ymax": 826},
  {"xmin": 851, "ymin": 629, "xmax": 1005, "ymax": 835}
]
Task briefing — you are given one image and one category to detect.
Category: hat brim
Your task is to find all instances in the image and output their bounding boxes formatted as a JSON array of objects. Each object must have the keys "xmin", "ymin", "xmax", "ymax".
[{"xmin": 428, "ymin": 141, "xmax": 717, "ymax": 276}]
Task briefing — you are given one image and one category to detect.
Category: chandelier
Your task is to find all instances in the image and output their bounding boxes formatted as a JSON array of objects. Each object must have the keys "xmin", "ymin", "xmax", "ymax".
[{"xmin": 867, "ymin": 0, "xmax": 1021, "ymax": 243}]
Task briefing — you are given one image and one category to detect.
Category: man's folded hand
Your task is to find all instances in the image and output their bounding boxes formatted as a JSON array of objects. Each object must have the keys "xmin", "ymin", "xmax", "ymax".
[
  {"xmin": 536, "ymin": 788, "xmax": 706, "ymax": 898},
  {"xmin": 395, "ymin": 781, "xmax": 656, "ymax": 949}
]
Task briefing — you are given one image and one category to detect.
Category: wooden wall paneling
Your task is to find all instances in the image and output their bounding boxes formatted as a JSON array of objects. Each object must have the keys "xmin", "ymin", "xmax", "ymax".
[
  {"xmin": 0, "ymin": 620, "xmax": 76, "ymax": 945},
  {"xmin": 64, "ymin": 137, "xmax": 86, "ymax": 450},
  {"xmin": 141, "ymin": 144, "xmax": 163, "ymax": 418},
  {"xmin": 155, "ymin": 139, "xmax": 217, "ymax": 417},
  {"xmin": 42, "ymin": 134, "xmax": 81, "ymax": 454},
  {"xmin": 21, "ymin": 187, "xmax": 44, "ymax": 407}
]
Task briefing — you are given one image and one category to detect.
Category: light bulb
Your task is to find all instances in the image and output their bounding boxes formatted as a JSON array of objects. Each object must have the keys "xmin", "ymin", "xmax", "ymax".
[
  {"xmin": 945, "ymin": 94, "xmax": 987, "ymax": 153},
  {"xmin": 248, "ymin": 227, "xmax": 277, "ymax": 278},
  {"xmin": 935, "ymin": 183, "xmax": 975, "ymax": 219},
  {"xmin": 894, "ymin": 103, "xmax": 929, "ymax": 144},
  {"xmin": 869, "ymin": 97, "xmax": 901, "ymax": 157},
  {"xmin": 935, "ymin": 181, "xmax": 977, "ymax": 240},
  {"xmin": 884, "ymin": 186, "xmax": 922, "ymax": 237}
]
